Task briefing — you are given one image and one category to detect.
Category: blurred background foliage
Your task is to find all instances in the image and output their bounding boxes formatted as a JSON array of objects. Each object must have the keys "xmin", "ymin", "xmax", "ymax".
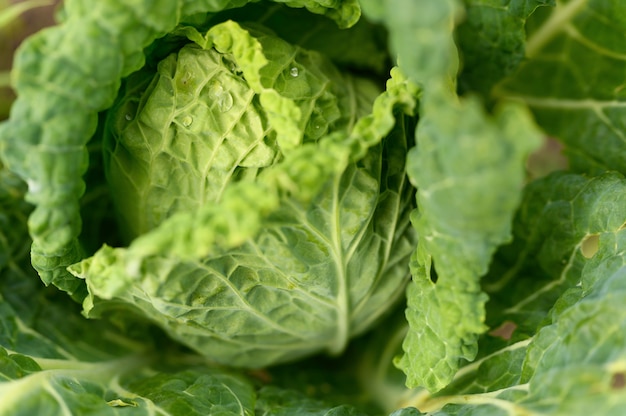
[{"xmin": 0, "ymin": 0, "xmax": 60, "ymax": 120}]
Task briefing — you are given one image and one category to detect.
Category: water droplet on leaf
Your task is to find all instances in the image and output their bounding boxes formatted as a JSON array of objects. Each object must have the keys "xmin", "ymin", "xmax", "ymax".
[
  {"xmin": 209, "ymin": 81, "xmax": 224, "ymax": 96},
  {"xmin": 290, "ymin": 67, "xmax": 299, "ymax": 77},
  {"xmin": 209, "ymin": 82, "xmax": 234, "ymax": 112},
  {"xmin": 125, "ymin": 114, "xmax": 133, "ymax": 121},
  {"xmin": 217, "ymin": 92, "xmax": 233, "ymax": 112},
  {"xmin": 182, "ymin": 115, "xmax": 193, "ymax": 127}
]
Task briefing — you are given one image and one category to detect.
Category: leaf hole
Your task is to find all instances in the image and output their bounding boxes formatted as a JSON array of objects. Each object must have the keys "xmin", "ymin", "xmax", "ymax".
[
  {"xmin": 489, "ymin": 321, "xmax": 517, "ymax": 340},
  {"xmin": 580, "ymin": 234, "xmax": 600, "ymax": 259},
  {"xmin": 611, "ymin": 372, "xmax": 625, "ymax": 389},
  {"xmin": 429, "ymin": 261, "xmax": 438, "ymax": 284}
]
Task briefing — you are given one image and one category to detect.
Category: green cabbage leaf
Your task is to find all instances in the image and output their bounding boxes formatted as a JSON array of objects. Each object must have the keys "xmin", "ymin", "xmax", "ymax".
[
  {"xmin": 67, "ymin": 19, "xmax": 418, "ymax": 367},
  {"xmin": 1, "ymin": 0, "xmax": 626, "ymax": 415},
  {"xmin": 357, "ymin": 173, "xmax": 626, "ymax": 415},
  {"xmin": 0, "ymin": 189, "xmax": 364, "ymax": 415}
]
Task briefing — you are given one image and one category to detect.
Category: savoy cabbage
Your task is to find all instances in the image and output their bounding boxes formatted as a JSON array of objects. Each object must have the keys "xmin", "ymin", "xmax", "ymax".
[{"xmin": 0, "ymin": 0, "xmax": 625, "ymax": 415}]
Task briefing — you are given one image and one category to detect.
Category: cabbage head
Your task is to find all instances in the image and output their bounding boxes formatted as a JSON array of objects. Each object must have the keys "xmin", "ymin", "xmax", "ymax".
[{"xmin": 60, "ymin": 13, "xmax": 419, "ymax": 367}]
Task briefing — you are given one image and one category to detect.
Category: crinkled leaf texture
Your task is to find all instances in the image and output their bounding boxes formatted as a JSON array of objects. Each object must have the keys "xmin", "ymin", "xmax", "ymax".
[
  {"xmin": 398, "ymin": 97, "xmax": 541, "ymax": 392},
  {"xmin": 3, "ymin": 0, "xmax": 626, "ymax": 415},
  {"xmin": 345, "ymin": 174, "xmax": 626, "ymax": 416},
  {"xmin": 67, "ymin": 20, "xmax": 419, "ymax": 368},
  {"xmin": 365, "ymin": 0, "xmax": 542, "ymax": 392},
  {"xmin": 104, "ymin": 20, "xmax": 370, "ymax": 239},
  {"xmin": 391, "ymin": 0, "xmax": 626, "ymax": 397},
  {"xmin": 0, "ymin": 0, "xmax": 363, "ymax": 299},
  {"xmin": 0, "ymin": 260, "xmax": 367, "ymax": 416},
  {"xmin": 0, "ymin": 164, "xmax": 255, "ymax": 416},
  {"xmin": 407, "ymin": 179, "xmax": 626, "ymax": 415},
  {"xmin": 484, "ymin": 172, "xmax": 626, "ymax": 335},
  {"xmin": 456, "ymin": 0, "xmax": 556, "ymax": 96},
  {"xmin": 0, "ymin": 0, "xmax": 420, "ymax": 369},
  {"xmin": 0, "ymin": 163, "xmax": 368, "ymax": 416}
]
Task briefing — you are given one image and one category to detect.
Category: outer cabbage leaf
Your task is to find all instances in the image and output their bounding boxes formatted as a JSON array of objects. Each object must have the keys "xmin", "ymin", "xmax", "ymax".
[
  {"xmin": 0, "ymin": 274, "xmax": 370, "ymax": 416},
  {"xmin": 398, "ymin": 97, "xmax": 540, "ymax": 392},
  {"xmin": 377, "ymin": 173, "xmax": 626, "ymax": 415},
  {"xmin": 0, "ymin": 0, "xmax": 184, "ymax": 298},
  {"xmin": 363, "ymin": 0, "xmax": 542, "ymax": 392},
  {"xmin": 323, "ymin": 173, "xmax": 626, "ymax": 416},
  {"xmin": 408, "ymin": 227, "xmax": 626, "ymax": 415},
  {"xmin": 456, "ymin": 0, "xmax": 555, "ymax": 97},
  {"xmin": 0, "ymin": 171, "xmax": 367, "ymax": 416},
  {"xmin": 0, "ymin": 160, "xmax": 258, "ymax": 416},
  {"xmin": 0, "ymin": 260, "xmax": 368, "ymax": 416},
  {"xmin": 516, "ymin": 230, "xmax": 626, "ymax": 415},
  {"xmin": 483, "ymin": 172, "xmax": 626, "ymax": 336},
  {"xmin": 495, "ymin": 0, "xmax": 626, "ymax": 175},
  {"xmin": 0, "ymin": 278, "xmax": 248, "ymax": 416}
]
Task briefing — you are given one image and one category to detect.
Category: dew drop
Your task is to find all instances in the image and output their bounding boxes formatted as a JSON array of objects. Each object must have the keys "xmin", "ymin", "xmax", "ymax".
[
  {"xmin": 125, "ymin": 114, "xmax": 133, "ymax": 121},
  {"xmin": 290, "ymin": 67, "xmax": 299, "ymax": 77},
  {"xmin": 209, "ymin": 81, "xmax": 233, "ymax": 113},
  {"xmin": 209, "ymin": 81, "xmax": 224, "ymax": 96},
  {"xmin": 217, "ymin": 91, "xmax": 233, "ymax": 112},
  {"xmin": 182, "ymin": 115, "xmax": 193, "ymax": 127}
]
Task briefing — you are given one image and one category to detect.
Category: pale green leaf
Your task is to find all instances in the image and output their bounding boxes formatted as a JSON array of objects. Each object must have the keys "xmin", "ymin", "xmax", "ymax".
[
  {"xmin": 0, "ymin": 0, "xmax": 184, "ymax": 297},
  {"xmin": 361, "ymin": 0, "xmax": 462, "ymax": 90},
  {"xmin": 397, "ymin": 97, "xmax": 541, "ymax": 392},
  {"xmin": 370, "ymin": 0, "xmax": 542, "ymax": 392}
]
